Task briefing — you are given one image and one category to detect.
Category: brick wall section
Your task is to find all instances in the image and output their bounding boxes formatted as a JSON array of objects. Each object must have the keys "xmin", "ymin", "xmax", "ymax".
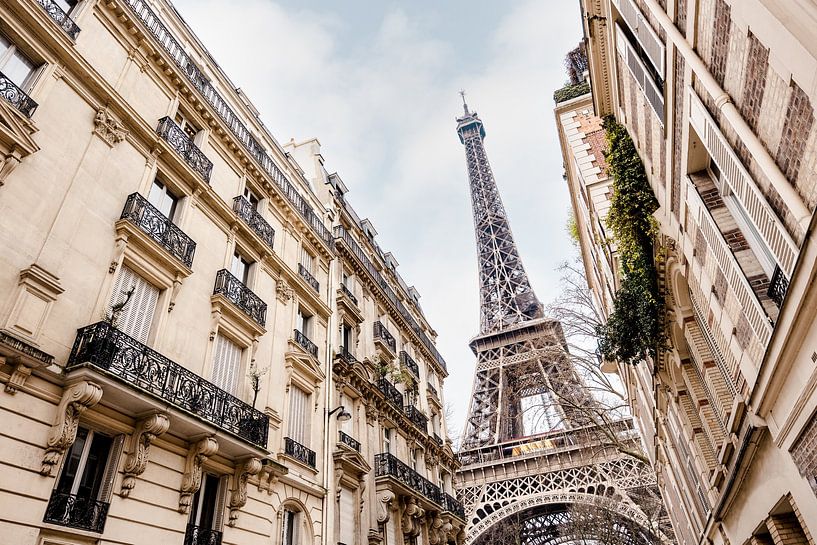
[
  {"xmin": 790, "ymin": 496, "xmax": 816, "ymax": 545},
  {"xmin": 740, "ymin": 33, "xmax": 769, "ymax": 131},
  {"xmin": 734, "ymin": 312, "xmax": 751, "ymax": 350},
  {"xmin": 776, "ymin": 82, "xmax": 815, "ymax": 186},
  {"xmin": 700, "ymin": 187, "xmax": 725, "ymax": 209},
  {"xmin": 746, "ymin": 273, "xmax": 771, "ymax": 304},
  {"xmin": 695, "ymin": 227, "xmax": 707, "ymax": 265},
  {"xmin": 767, "ymin": 513, "xmax": 810, "ymax": 545},
  {"xmin": 751, "ymin": 535, "xmax": 775, "ymax": 545},
  {"xmin": 791, "ymin": 414, "xmax": 817, "ymax": 496},
  {"xmin": 676, "ymin": 0, "xmax": 687, "ymax": 36},
  {"xmin": 710, "ymin": 0, "xmax": 732, "ymax": 86},
  {"xmin": 713, "ymin": 269, "xmax": 727, "ymax": 302},
  {"xmin": 672, "ymin": 52, "xmax": 685, "ymax": 219},
  {"xmin": 722, "ymin": 229, "xmax": 749, "ymax": 252}
]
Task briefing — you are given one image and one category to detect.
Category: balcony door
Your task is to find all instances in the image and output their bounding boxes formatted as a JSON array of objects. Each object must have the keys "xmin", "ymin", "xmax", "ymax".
[
  {"xmin": 188, "ymin": 473, "xmax": 225, "ymax": 537},
  {"xmin": 147, "ymin": 178, "xmax": 179, "ymax": 220},
  {"xmin": 211, "ymin": 334, "xmax": 242, "ymax": 395},
  {"xmin": 109, "ymin": 266, "xmax": 159, "ymax": 344},
  {"xmin": 338, "ymin": 487, "xmax": 356, "ymax": 545},
  {"xmin": 287, "ymin": 386, "xmax": 310, "ymax": 446},
  {"xmin": 0, "ymin": 33, "xmax": 37, "ymax": 90}
]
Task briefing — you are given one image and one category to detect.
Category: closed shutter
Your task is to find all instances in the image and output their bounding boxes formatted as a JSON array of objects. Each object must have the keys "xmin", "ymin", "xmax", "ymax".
[
  {"xmin": 287, "ymin": 387, "xmax": 309, "ymax": 444},
  {"xmin": 98, "ymin": 434, "xmax": 125, "ymax": 501},
  {"xmin": 300, "ymin": 247, "xmax": 313, "ymax": 273},
  {"xmin": 212, "ymin": 334, "xmax": 242, "ymax": 395},
  {"xmin": 339, "ymin": 487, "xmax": 356, "ymax": 545},
  {"xmin": 110, "ymin": 266, "xmax": 159, "ymax": 344}
]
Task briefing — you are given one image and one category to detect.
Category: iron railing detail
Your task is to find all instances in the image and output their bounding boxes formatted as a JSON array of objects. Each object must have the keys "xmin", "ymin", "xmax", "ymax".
[
  {"xmin": 373, "ymin": 321, "xmax": 396, "ymax": 353},
  {"xmin": 399, "ymin": 351, "xmax": 419, "ymax": 377},
  {"xmin": 338, "ymin": 430, "xmax": 360, "ymax": 452},
  {"xmin": 404, "ymin": 405, "xmax": 428, "ymax": 431},
  {"xmin": 284, "ymin": 437, "xmax": 316, "ymax": 468},
  {"xmin": 334, "ymin": 226, "xmax": 446, "ymax": 370},
  {"xmin": 213, "ymin": 269, "xmax": 267, "ymax": 327},
  {"xmin": 232, "ymin": 196, "xmax": 274, "ymax": 250},
  {"xmin": 0, "ymin": 71, "xmax": 38, "ymax": 117},
  {"xmin": 768, "ymin": 265, "xmax": 789, "ymax": 308},
  {"xmin": 121, "ymin": 193, "xmax": 196, "ymax": 267},
  {"xmin": 67, "ymin": 322, "xmax": 269, "ymax": 448},
  {"xmin": 427, "ymin": 383, "xmax": 438, "ymax": 398},
  {"xmin": 339, "ymin": 283, "xmax": 358, "ymax": 305},
  {"xmin": 377, "ymin": 377, "xmax": 403, "ymax": 409},
  {"xmin": 43, "ymin": 492, "xmax": 109, "ymax": 533},
  {"xmin": 184, "ymin": 523, "xmax": 223, "ymax": 545},
  {"xmin": 294, "ymin": 329, "xmax": 318, "ymax": 358},
  {"xmin": 156, "ymin": 116, "xmax": 213, "ymax": 181},
  {"xmin": 337, "ymin": 348, "xmax": 357, "ymax": 364},
  {"xmin": 120, "ymin": 0, "xmax": 332, "ymax": 246},
  {"xmin": 298, "ymin": 264, "xmax": 320, "ymax": 293},
  {"xmin": 432, "ymin": 433, "xmax": 444, "ymax": 446},
  {"xmin": 35, "ymin": 0, "xmax": 81, "ymax": 39},
  {"xmin": 443, "ymin": 492, "xmax": 466, "ymax": 518},
  {"xmin": 374, "ymin": 453, "xmax": 443, "ymax": 505}
]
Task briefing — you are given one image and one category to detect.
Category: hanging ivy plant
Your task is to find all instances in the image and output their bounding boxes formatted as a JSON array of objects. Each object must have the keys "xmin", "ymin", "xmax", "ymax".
[{"xmin": 596, "ymin": 117, "xmax": 666, "ymax": 365}]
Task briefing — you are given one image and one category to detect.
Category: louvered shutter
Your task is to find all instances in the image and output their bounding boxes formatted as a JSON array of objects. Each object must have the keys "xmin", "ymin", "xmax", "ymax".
[
  {"xmin": 339, "ymin": 487, "xmax": 356, "ymax": 545},
  {"xmin": 212, "ymin": 475, "xmax": 229, "ymax": 530},
  {"xmin": 98, "ymin": 434, "xmax": 125, "ymax": 501},
  {"xmin": 287, "ymin": 387, "xmax": 309, "ymax": 444},
  {"xmin": 110, "ymin": 266, "xmax": 159, "ymax": 344},
  {"xmin": 211, "ymin": 335, "xmax": 242, "ymax": 395},
  {"xmin": 300, "ymin": 247, "xmax": 313, "ymax": 273}
]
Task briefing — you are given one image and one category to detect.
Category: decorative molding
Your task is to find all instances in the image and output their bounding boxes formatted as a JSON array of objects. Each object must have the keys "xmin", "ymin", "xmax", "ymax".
[
  {"xmin": 4, "ymin": 359, "xmax": 31, "ymax": 394},
  {"xmin": 228, "ymin": 457, "xmax": 262, "ymax": 526},
  {"xmin": 276, "ymin": 277, "xmax": 293, "ymax": 303},
  {"xmin": 41, "ymin": 381, "xmax": 103, "ymax": 476},
  {"xmin": 120, "ymin": 412, "xmax": 170, "ymax": 497},
  {"xmin": 0, "ymin": 151, "xmax": 21, "ymax": 185},
  {"xmin": 428, "ymin": 514, "xmax": 445, "ymax": 545},
  {"xmin": 93, "ymin": 107, "xmax": 129, "ymax": 147},
  {"xmin": 376, "ymin": 489, "xmax": 395, "ymax": 523},
  {"xmin": 4, "ymin": 264, "xmax": 64, "ymax": 344},
  {"xmin": 367, "ymin": 528, "xmax": 384, "ymax": 545},
  {"xmin": 401, "ymin": 496, "xmax": 425, "ymax": 538},
  {"xmin": 179, "ymin": 436, "xmax": 218, "ymax": 513}
]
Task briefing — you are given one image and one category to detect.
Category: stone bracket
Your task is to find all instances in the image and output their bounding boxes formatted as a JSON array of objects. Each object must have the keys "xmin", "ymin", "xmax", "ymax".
[
  {"xmin": 179, "ymin": 436, "xmax": 218, "ymax": 513},
  {"xmin": 228, "ymin": 457, "xmax": 262, "ymax": 526},
  {"xmin": 120, "ymin": 412, "xmax": 170, "ymax": 497},
  {"xmin": 41, "ymin": 381, "xmax": 103, "ymax": 476}
]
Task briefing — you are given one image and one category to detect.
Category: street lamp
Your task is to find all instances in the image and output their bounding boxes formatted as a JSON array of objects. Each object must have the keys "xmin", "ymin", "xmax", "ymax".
[{"xmin": 328, "ymin": 405, "xmax": 351, "ymax": 422}]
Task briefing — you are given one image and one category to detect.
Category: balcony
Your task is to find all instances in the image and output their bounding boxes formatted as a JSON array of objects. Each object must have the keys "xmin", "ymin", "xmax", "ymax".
[
  {"xmin": 67, "ymin": 321, "xmax": 269, "ymax": 448},
  {"xmin": 338, "ymin": 430, "xmax": 361, "ymax": 452},
  {"xmin": 768, "ymin": 265, "xmax": 789, "ymax": 308},
  {"xmin": 377, "ymin": 376, "xmax": 403, "ymax": 410},
  {"xmin": 373, "ymin": 321, "xmax": 396, "ymax": 355},
  {"xmin": 293, "ymin": 329, "xmax": 318, "ymax": 359},
  {"xmin": 404, "ymin": 405, "xmax": 428, "ymax": 431},
  {"xmin": 213, "ymin": 269, "xmax": 267, "ymax": 327},
  {"xmin": 156, "ymin": 116, "xmax": 213, "ymax": 182},
  {"xmin": 298, "ymin": 264, "xmax": 320, "ymax": 293},
  {"xmin": 35, "ymin": 0, "xmax": 81, "ymax": 39},
  {"xmin": 432, "ymin": 433, "xmax": 444, "ymax": 447},
  {"xmin": 284, "ymin": 437, "xmax": 316, "ymax": 468},
  {"xmin": 427, "ymin": 383, "xmax": 439, "ymax": 399},
  {"xmin": 233, "ymin": 196, "xmax": 275, "ymax": 250},
  {"xmin": 339, "ymin": 283, "xmax": 358, "ymax": 305},
  {"xmin": 442, "ymin": 492, "xmax": 466, "ymax": 519},
  {"xmin": 399, "ymin": 351, "xmax": 419, "ymax": 377},
  {"xmin": 43, "ymin": 491, "xmax": 109, "ymax": 533},
  {"xmin": 374, "ymin": 453, "xmax": 443, "ymax": 506},
  {"xmin": 121, "ymin": 193, "xmax": 196, "ymax": 268},
  {"xmin": 184, "ymin": 523, "xmax": 222, "ymax": 545},
  {"xmin": 0, "ymin": 72, "xmax": 38, "ymax": 117}
]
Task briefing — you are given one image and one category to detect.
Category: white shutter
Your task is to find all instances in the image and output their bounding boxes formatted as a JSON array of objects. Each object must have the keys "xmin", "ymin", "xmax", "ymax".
[
  {"xmin": 110, "ymin": 266, "xmax": 159, "ymax": 344},
  {"xmin": 339, "ymin": 487, "xmax": 356, "ymax": 545},
  {"xmin": 300, "ymin": 247, "xmax": 313, "ymax": 273},
  {"xmin": 288, "ymin": 387, "xmax": 309, "ymax": 444},
  {"xmin": 211, "ymin": 334, "xmax": 242, "ymax": 395}
]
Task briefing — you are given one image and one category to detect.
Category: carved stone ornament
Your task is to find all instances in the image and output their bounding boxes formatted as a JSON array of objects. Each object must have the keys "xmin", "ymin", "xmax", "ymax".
[
  {"xmin": 275, "ymin": 278, "xmax": 293, "ymax": 303},
  {"xmin": 179, "ymin": 436, "xmax": 219, "ymax": 513},
  {"xmin": 4, "ymin": 359, "xmax": 32, "ymax": 394},
  {"xmin": 376, "ymin": 490, "xmax": 395, "ymax": 523},
  {"xmin": 41, "ymin": 381, "xmax": 103, "ymax": 476},
  {"xmin": 228, "ymin": 457, "xmax": 262, "ymax": 526},
  {"xmin": 428, "ymin": 514, "xmax": 445, "ymax": 545},
  {"xmin": 93, "ymin": 107, "xmax": 129, "ymax": 147},
  {"xmin": 368, "ymin": 528, "xmax": 384, "ymax": 545},
  {"xmin": 120, "ymin": 412, "xmax": 170, "ymax": 497},
  {"xmin": 257, "ymin": 464, "xmax": 279, "ymax": 495},
  {"xmin": 401, "ymin": 496, "xmax": 425, "ymax": 538}
]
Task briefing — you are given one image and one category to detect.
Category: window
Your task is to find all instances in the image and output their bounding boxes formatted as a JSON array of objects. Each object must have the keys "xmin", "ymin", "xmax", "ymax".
[
  {"xmin": 287, "ymin": 386, "xmax": 310, "ymax": 445},
  {"xmin": 0, "ymin": 34, "xmax": 36, "ymax": 90},
  {"xmin": 231, "ymin": 251, "xmax": 251, "ymax": 285},
  {"xmin": 211, "ymin": 334, "xmax": 242, "ymax": 395},
  {"xmin": 299, "ymin": 246, "xmax": 314, "ymax": 274},
  {"xmin": 383, "ymin": 428, "xmax": 392, "ymax": 454},
  {"xmin": 109, "ymin": 266, "xmax": 159, "ymax": 344},
  {"xmin": 188, "ymin": 473, "xmax": 225, "ymax": 536},
  {"xmin": 410, "ymin": 449, "xmax": 418, "ymax": 471},
  {"xmin": 341, "ymin": 324, "xmax": 352, "ymax": 355},
  {"xmin": 296, "ymin": 307, "xmax": 313, "ymax": 338},
  {"xmin": 282, "ymin": 508, "xmax": 299, "ymax": 545},
  {"xmin": 338, "ymin": 487, "xmax": 356, "ymax": 545},
  {"xmin": 174, "ymin": 110, "xmax": 200, "ymax": 140},
  {"xmin": 147, "ymin": 178, "xmax": 179, "ymax": 220},
  {"xmin": 243, "ymin": 186, "xmax": 259, "ymax": 210},
  {"xmin": 53, "ymin": 0, "xmax": 81, "ymax": 14}
]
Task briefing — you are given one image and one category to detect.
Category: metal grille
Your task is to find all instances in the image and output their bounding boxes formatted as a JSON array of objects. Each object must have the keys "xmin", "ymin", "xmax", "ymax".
[
  {"xmin": 213, "ymin": 269, "xmax": 267, "ymax": 327},
  {"xmin": 285, "ymin": 436, "xmax": 316, "ymax": 468},
  {"xmin": 0, "ymin": 71, "xmax": 37, "ymax": 117},
  {"xmin": 35, "ymin": 0, "xmax": 80, "ymax": 39},
  {"xmin": 233, "ymin": 196, "xmax": 275, "ymax": 250},
  {"xmin": 43, "ymin": 492, "xmax": 109, "ymax": 533},
  {"xmin": 121, "ymin": 193, "xmax": 196, "ymax": 267},
  {"xmin": 156, "ymin": 116, "xmax": 213, "ymax": 182}
]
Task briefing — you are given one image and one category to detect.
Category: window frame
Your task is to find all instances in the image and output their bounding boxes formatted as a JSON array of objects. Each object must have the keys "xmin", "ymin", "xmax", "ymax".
[{"xmin": 0, "ymin": 33, "xmax": 39, "ymax": 92}]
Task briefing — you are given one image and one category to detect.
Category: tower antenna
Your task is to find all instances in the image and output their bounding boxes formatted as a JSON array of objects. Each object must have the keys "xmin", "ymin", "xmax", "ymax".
[{"xmin": 459, "ymin": 89, "xmax": 469, "ymax": 115}]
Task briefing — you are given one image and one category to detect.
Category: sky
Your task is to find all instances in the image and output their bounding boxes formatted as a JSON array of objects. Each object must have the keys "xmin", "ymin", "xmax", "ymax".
[{"xmin": 173, "ymin": 0, "xmax": 585, "ymax": 439}]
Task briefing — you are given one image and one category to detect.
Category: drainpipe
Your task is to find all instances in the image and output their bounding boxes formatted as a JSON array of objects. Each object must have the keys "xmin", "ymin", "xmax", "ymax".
[
  {"xmin": 321, "ymin": 214, "xmax": 339, "ymax": 545},
  {"xmin": 639, "ymin": 0, "xmax": 811, "ymax": 230}
]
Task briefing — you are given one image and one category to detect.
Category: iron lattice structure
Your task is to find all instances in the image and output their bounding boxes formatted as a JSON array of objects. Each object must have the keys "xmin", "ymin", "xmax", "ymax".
[{"xmin": 454, "ymin": 99, "xmax": 674, "ymax": 545}]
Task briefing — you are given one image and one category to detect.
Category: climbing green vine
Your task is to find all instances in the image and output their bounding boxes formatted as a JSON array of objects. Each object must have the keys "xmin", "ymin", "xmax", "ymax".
[{"xmin": 597, "ymin": 117, "xmax": 666, "ymax": 366}]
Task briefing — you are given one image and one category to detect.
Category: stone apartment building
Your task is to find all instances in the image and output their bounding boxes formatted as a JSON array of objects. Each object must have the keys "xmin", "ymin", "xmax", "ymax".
[
  {"xmin": 557, "ymin": 1, "xmax": 817, "ymax": 544},
  {"xmin": 0, "ymin": 0, "xmax": 464, "ymax": 544}
]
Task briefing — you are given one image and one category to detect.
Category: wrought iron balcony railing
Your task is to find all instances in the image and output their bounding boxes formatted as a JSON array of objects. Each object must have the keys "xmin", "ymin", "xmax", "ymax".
[
  {"xmin": 184, "ymin": 523, "xmax": 223, "ymax": 545},
  {"xmin": 339, "ymin": 283, "xmax": 358, "ymax": 305},
  {"xmin": 43, "ymin": 491, "xmax": 109, "ymax": 533},
  {"xmin": 294, "ymin": 329, "xmax": 318, "ymax": 358},
  {"xmin": 338, "ymin": 430, "xmax": 360, "ymax": 452},
  {"xmin": 404, "ymin": 405, "xmax": 428, "ymax": 431},
  {"xmin": 768, "ymin": 264, "xmax": 789, "ymax": 308},
  {"xmin": 121, "ymin": 193, "xmax": 196, "ymax": 268},
  {"xmin": 284, "ymin": 437, "xmax": 316, "ymax": 468},
  {"xmin": 156, "ymin": 116, "xmax": 213, "ymax": 182},
  {"xmin": 337, "ymin": 348, "xmax": 357, "ymax": 364},
  {"xmin": 232, "ymin": 196, "xmax": 275, "ymax": 250},
  {"xmin": 374, "ymin": 453, "xmax": 443, "ymax": 506},
  {"xmin": 373, "ymin": 321, "xmax": 396, "ymax": 353},
  {"xmin": 298, "ymin": 264, "xmax": 320, "ymax": 293},
  {"xmin": 443, "ymin": 492, "xmax": 466, "ymax": 519},
  {"xmin": 377, "ymin": 377, "xmax": 403, "ymax": 409},
  {"xmin": 35, "ymin": 0, "xmax": 81, "ymax": 39},
  {"xmin": 432, "ymin": 433, "xmax": 444, "ymax": 447},
  {"xmin": 0, "ymin": 71, "xmax": 38, "ymax": 117},
  {"xmin": 67, "ymin": 322, "xmax": 269, "ymax": 448},
  {"xmin": 214, "ymin": 269, "xmax": 267, "ymax": 327},
  {"xmin": 399, "ymin": 351, "xmax": 419, "ymax": 377},
  {"xmin": 427, "ymin": 383, "xmax": 438, "ymax": 398}
]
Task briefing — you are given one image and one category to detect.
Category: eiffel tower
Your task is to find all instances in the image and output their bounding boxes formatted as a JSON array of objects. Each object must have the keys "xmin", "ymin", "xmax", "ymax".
[{"xmin": 453, "ymin": 95, "xmax": 673, "ymax": 545}]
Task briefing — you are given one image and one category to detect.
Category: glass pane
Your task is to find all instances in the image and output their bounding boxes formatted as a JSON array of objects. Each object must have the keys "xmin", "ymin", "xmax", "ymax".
[
  {"xmin": 3, "ymin": 50, "xmax": 34, "ymax": 88},
  {"xmin": 53, "ymin": 0, "xmax": 78, "ymax": 14},
  {"xmin": 147, "ymin": 179, "xmax": 177, "ymax": 219},
  {"xmin": 0, "ymin": 34, "xmax": 11, "ymax": 58},
  {"xmin": 55, "ymin": 428, "xmax": 89, "ymax": 494},
  {"xmin": 196, "ymin": 474, "xmax": 219, "ymax": 529},
  {"xmin": 231, "ymin": 253, "xmax": 249, "ymax": 284},
  {"xmin": 77, "ymin": 433, "xmax": 113, "ymax": 499},
  {"xmin": 243, "ymin": 187, "xmax": 259, "ymax": 209}
]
